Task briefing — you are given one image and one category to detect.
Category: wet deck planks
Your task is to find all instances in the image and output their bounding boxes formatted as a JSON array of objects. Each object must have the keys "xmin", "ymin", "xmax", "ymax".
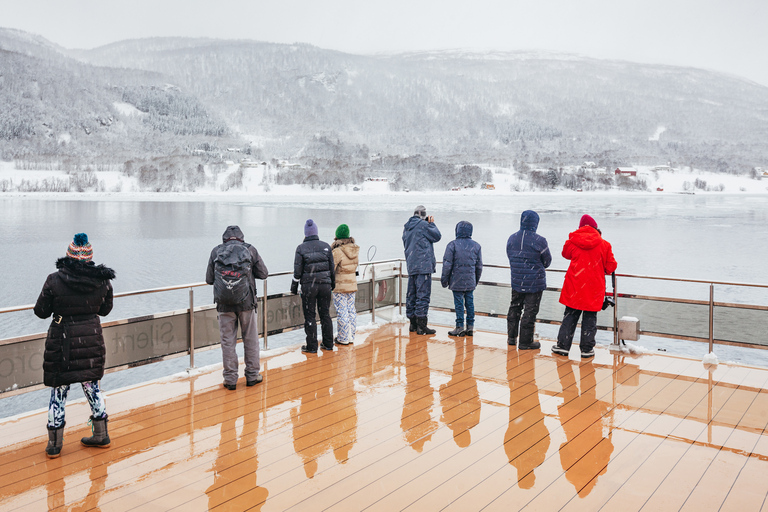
[{"xmin": 2, "ymin": 323, "xmax": 768, "ymax": 511}]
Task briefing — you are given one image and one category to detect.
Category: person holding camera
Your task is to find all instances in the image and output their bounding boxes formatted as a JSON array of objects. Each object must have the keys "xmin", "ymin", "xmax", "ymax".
[
  {"xmin": 551, "ymin": 214, "xmax": 617, "ymax": 358},
  {"xmin": 403, "ymin": 205, "xmax": 441, "ymax": 335}
]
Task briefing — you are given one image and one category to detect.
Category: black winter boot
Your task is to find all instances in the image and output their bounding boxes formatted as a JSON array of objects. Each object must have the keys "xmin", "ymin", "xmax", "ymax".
[
  {"xmin": 518, "ymin": 341, "xmax": 541, "ymax": 350},
  {"xmin": 416, "ymin": 317, "xmax": 436, "ymax": 335},
  {"xmin": 46, "ymin": 423, "xmax": 65, "ymax": 458},
  {"xmin": 81, "ymin": 415, "xmax": 111, "ymax": 448},
  {"xmin": 465, "ymin": 324, "xmax": 474, "ymax": 336},
  {"xmin": 409, "ymin": 317, "xmax": 418, "ymax": 332},
  {"xmin": 448, "ymin": 324, "xmax": 465, "ymax": 337}
]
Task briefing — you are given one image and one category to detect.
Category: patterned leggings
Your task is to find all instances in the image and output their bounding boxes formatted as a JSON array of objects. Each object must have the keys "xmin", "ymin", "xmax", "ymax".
[
  {"xmin": 48, "ymin": 380, "xmax": 107, "ymax": 428},
  {"xmin": 333, "ymin": 292, "xmax": 357, "ymax": 344}
]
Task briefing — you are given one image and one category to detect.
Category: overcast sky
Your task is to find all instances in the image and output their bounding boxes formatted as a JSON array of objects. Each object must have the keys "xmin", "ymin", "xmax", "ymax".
[{"xmin": 2, "ymin": 0, "xmax": 767, "ymax": 86}]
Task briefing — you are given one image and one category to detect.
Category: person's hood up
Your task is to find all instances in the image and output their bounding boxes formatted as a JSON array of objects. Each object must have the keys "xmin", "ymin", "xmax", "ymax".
[
  {"xmin": 222, "ymin": 225, "xmax": 244, "ymax": 243},
  {"xmin": 56, "ymin": 257, "xmax": 115, "ymax": 292},
  {"xmin": 455, "ymin": 221, "xmax": 473, "ymax": 239},
  {"xmin": 520, "ymin": 210, "xmax": 539, "ymax": 232},
  {"xmin": 569, "ymin": 225, "xmax": 602, "ymax": 250}
]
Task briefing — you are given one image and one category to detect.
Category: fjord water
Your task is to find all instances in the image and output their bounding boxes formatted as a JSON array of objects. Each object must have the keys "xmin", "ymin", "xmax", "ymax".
[{"xmin": 1, "ymin": 194, "xmax": 767, "ymax": 342}]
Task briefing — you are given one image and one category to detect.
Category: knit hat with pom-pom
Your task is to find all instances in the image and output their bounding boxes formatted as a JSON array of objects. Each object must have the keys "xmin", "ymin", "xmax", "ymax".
[
  {"xmin": 66, "ymin": 233, "xmax": 93, "ymax": 261},
  {"xmin": 304, "ymin": 219, "xmax": 319, "ymax": 237}
]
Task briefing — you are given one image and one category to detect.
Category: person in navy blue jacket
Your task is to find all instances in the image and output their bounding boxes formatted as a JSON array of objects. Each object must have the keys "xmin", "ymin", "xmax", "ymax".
[
  {"xmin": 403, "ymin": 205, "xmax": 442, "ymax": 335},
  {"xmin": 506, "ymin": 210, "xmax": 552, "ymax": 349},
  {"xmin": 441, "ymin": 221, "xmax": 483, "ymax": 337}
]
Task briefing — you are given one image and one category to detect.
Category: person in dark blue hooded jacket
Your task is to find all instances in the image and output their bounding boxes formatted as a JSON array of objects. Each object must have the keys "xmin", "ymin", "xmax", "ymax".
[
  {"xmin": 403, "ymin": 205, "xmax": 442, "ymax": 335},
  {"xmin": 441, "ymin": 221, "xmax": 483, "ymax": 337},
  {"xmin": 506, "ymin": 210, "xmax": 552, "ymax": 349}
]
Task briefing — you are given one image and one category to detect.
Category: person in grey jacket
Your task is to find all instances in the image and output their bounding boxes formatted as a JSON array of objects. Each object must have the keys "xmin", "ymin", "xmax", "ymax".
[
  {"xmin": 291, "ymin": 219, "xmax": 335, "ymax": 353},
  {"xmin": 403, "ymin": 205, "xmax": 442, "ymax": 335},
  {"xmin": 506, "ymin": 210, "xmax": 552, "ymax": 349},
  {"xmin": 441, "ymin": 221, "xmax": 483, "ymax": 337},
  {"xmin": 206, "ymin": 225, "xmax": 269, "ymax": 390}
]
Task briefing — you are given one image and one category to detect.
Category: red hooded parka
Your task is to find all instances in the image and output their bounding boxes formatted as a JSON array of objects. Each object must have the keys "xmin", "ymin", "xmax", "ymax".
[{"xmin": 559, "ymin": 226, "xmax": 617, "ymax": 312}]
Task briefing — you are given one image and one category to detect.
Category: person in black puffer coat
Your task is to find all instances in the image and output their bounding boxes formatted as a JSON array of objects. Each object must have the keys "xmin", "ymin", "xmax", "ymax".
[
  {"xmin": 34, "ymin": 233, "xmax": 115, "ymax": 458},
  {"xmin": 506, "ymin": 210, "xmax": 552, "ymax": 350},
  {"xmin": 291, "ymin": 219, "xmax": 335, "ymax": 353},
  {"xmin": 441, "ymin": 221, "xmax": 483, "ymax": 337}
]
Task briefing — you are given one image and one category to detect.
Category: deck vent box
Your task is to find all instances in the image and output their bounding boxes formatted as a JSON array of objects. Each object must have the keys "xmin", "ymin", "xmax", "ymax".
[{"xmin": 618, "ymin": 317, "xmax": 640, "ymax": 341}]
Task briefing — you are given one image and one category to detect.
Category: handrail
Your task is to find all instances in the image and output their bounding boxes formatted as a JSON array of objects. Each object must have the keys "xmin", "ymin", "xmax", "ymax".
[
  {"xmin": 2, "ymin": 256, "xmax": 768, "ymax": 398},
  {"xmin": 3, "ymin": 258, "xmax": 768, "ymax": 316}
]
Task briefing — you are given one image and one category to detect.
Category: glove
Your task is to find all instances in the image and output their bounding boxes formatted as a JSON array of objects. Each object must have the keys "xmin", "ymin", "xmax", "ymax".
[{"xmin": 290, "ymin": 281, "xmax": 299, "ymax": 295}]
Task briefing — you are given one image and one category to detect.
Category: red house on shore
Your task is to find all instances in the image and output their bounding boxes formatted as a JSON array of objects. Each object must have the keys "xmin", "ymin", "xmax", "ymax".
[{"xmin": 615, "ymin": 167, "xmax": 637, "ymax": 177}]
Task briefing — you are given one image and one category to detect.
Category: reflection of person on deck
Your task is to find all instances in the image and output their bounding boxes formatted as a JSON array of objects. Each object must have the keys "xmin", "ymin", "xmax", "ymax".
[
  {"xmin": 290, "ymin": 349, "xmax": 358, "ymax": 478},
  {"xmin": 439, "ymin": 338, "xmax": 481, "ymax": 447},
  {"xmin": 504, "ymin": 349, "xmax": 550, "ymax": 488},
  {"xmin": 206, "ymin": 395, "xmax": 268, "ymax": 510},
  {"xmin": 401, "ymin": 337, "xmax": 438, "ymax": 451},
  {"xmin": 556, "ymin": 361, "xmax": 614, "ymax": 497}
]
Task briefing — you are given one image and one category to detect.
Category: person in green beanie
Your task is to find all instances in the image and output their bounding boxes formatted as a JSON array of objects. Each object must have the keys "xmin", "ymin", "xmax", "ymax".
[{"xmin": 332, "ymin": 224, "xmax": 359, "ymax": 345}]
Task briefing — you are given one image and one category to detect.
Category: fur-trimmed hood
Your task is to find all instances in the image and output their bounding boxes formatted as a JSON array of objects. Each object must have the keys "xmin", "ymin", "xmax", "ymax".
[
  {"xmin": 55, "ymin": 257, "xmax": 115, "ymax": 292},
  {"xmin": 332, "ymin": 237, "xmax": 359, "ymax": 260}
]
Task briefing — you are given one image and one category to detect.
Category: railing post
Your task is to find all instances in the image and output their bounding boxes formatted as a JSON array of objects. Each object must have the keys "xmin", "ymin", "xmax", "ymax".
[
  {"xmin": 188, "ymin": 287, "xmax": 195, "ymax": 369},
  {"xmin": 709, "ymin": 283, "xmax": 714, "ymax": 354},
  {"xmin": 371, "ymin": 265, "xmax": 376, "ymax": 323},
  {"xmin": 398, "ymin": 260, "xmax": 403, "ymax": 317},
  {"xmin": 262, "ymin": 278, "xmax": 268, "ymax": 350},
  {"xmin": 613, "ymin": 274, "xmax": 619, "ymax": 345}
]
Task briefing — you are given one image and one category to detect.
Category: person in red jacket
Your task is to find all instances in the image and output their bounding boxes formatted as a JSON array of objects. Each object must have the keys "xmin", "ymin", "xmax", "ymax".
[{"xmin": 552, "ymin": 215, "xmax": 617, "ymax": 358}]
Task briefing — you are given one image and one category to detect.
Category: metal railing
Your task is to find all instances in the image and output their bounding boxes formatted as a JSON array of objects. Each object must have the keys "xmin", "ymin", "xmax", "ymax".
[{"xmin": 2, "ymin": 258, "xmax": 767, "ymax": 397}]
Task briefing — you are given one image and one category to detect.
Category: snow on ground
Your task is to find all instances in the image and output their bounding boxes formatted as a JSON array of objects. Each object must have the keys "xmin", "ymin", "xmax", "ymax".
[{"xmin": 1, "ymin": 160, "xmax": 766, "ymax": 198}]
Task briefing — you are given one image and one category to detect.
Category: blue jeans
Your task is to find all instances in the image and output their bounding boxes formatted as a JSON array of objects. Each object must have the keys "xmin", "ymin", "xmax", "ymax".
[
  {"xmin": 452, "ymin": 290, "xmax": 475, "ymax": 327},
  {"xmin": 406, "ymin": 274, "xmax": 432, "ymax": 318}
]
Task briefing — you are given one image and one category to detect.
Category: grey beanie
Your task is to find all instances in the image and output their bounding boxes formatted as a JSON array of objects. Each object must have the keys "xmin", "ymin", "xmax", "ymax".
[
  {"xmin": 304, "ymin": 219, "xmax": 319, "ymax": 237},
  {"xmin": 414, "ymin": 205, "xmax": 427, "ymax": 219}
]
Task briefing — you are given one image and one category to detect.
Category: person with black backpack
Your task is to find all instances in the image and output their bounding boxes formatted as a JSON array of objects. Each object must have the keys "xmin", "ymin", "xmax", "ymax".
[{"xmin": 206, "ymin": 225, "xmax": 269, "ymax": 390}]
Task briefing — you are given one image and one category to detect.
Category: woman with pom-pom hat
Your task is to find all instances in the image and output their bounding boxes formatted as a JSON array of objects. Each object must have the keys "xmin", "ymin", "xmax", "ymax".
[{"xmin": 34, "ymin": 233, "xmax": 115, "ymax": 458}]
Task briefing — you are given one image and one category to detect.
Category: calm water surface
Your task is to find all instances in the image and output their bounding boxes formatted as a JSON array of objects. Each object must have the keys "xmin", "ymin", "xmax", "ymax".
[{"xmin": 2, "ymin": 193, "xmax": 767, "ymax": 339}]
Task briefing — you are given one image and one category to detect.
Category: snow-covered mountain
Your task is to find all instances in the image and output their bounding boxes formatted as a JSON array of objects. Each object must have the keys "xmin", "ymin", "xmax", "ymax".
[{"xmin": 2, "ymin": 28, "xmax": 768, "ymax": 172}]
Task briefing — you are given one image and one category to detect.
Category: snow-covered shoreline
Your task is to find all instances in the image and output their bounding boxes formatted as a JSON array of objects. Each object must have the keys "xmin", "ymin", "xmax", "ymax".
[{"xmin": 1, "ymin": 161, "xmax": 766, "ymax": 201}]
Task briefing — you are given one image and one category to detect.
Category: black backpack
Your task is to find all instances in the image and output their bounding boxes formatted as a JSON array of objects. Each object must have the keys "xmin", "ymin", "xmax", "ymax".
[{"xmin": 213, "ymin": 243, "xmax": 253, "ymax": 306}]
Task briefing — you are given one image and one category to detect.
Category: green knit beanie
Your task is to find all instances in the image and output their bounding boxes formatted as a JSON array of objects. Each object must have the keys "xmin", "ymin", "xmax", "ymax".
[{"xmin": 335, "ymin": 224, "xmax": 350, "ymax": 239}]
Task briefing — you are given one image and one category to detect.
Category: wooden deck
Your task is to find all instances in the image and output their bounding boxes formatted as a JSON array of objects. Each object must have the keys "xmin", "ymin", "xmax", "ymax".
[{"xmin": 2, "ymin": 323, "xmax": 768, "ymax": 511}]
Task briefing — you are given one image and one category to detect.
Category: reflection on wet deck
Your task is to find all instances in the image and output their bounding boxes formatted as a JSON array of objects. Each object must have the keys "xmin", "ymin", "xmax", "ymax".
[{"xmin": 2, "ymin": 323, "xmax": 768, "ymax": 511}]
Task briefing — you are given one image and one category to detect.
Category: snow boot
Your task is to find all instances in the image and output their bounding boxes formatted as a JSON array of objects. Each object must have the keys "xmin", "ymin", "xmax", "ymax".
[
  {"xmin": 465, "ymin": 324, "xmax": 474, "ymax": 337},
  {"xmin": 518, "ymin": 341, "xmax": 541, "ymax": 350},
  {"xmin": 46, "ymin": 423, "xmax": 65, "ymax": 459},
  {"xmin": 416, "ymin": 317, "xmax": 436, "ymax": 335},
  {"xmin": 409, "ymin": 317, "xmax": 418, "ymax": 333},
  {"xmin": 81, "ymin": 415, "xmax": 111, "ymax": 448},
  {"xmin": 448, "ymin": 324, "xmax": 465, "ymax": 337}
]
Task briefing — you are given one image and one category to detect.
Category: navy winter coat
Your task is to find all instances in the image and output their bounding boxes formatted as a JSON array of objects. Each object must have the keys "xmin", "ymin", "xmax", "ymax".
[
  {"xmin": 441, "ymin": 221, "xmax": 483, "ymax": 292},
  {"xmin": 506, "ymin": 210, "xmax": 552, "ymax": 293},
  {"xmin": 402, "ymin": 215, "xmax": 442, "ymax": 275}
]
